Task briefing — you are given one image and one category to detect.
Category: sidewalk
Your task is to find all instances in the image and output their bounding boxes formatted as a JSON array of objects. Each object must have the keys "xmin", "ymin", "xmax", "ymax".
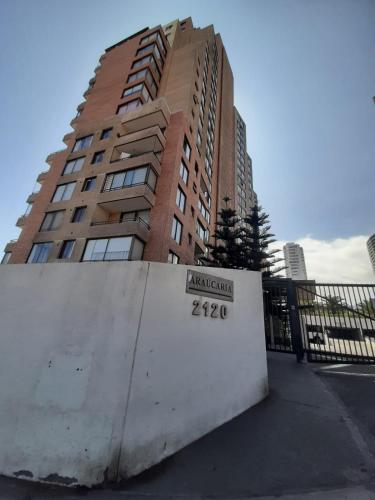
[{"xmin": 1, "ymin": 352, "xmax": 375, "ymax": 499}]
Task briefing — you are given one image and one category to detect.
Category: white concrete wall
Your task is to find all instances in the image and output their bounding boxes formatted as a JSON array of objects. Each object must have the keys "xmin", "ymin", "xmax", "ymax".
[{"xmin": 0, "ymin": 261, "xmax": 267, "ymax": 486}]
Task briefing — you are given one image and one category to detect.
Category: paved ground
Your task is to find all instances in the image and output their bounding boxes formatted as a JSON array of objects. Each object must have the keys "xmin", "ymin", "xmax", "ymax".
[{"xmin": 1, "ymin": 353, "xmax": 375, "ymax": 499}]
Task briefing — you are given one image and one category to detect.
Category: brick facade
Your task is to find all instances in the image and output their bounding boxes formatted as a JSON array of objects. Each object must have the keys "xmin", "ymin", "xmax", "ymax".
[{"xmin": 3, "ymin": 17, "xmax": 252, "ymax": 267}]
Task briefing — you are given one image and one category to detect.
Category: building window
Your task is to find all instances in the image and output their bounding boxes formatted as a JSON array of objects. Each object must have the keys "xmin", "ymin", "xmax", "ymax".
[
  {"xmin": 117, "ymin": 99, "xmax": 141, "ymax": 115},
  {"xmin": 27, "ymin": 242, "xmax": 53, "ymax": 264},
  {"xmin": 128, "ymin": 68, "xmax": 147, "ymax": 83},
  {"xmin": 140, "ymin": 31, "xmax": 167, "ymax": 57},
  {"xmin": 145, "ymin": 70, "xmax": 158, "ymax": 95},
  {"xmin": 197, "ymin": 131, "xmax": 202, "ymax": 148},
  {"xmin": 179, "ymin": 159, "xmax": 189, "ymax": 185},
  {"xmin": 198, "ymin": 197, "xmax": 211, "ymax": 223},
  {"xmin": 200, "ymin": 177, "xmax": 211, "ymax": 207},
  {"xmin": 136, "ymin": 43, "xmax": 163, "ymax": 65},
  {"xmin": 141, "ymin": 85, "xmax": 152, "ymax": 102},
  {"xmin": 63, "ymin": 157, "xmax": 85, "ymax": 175},
  {"xmin": 168, "ymin": 251, "xmax": 180, "ymax": 264},
  {"xmin": 122, "ymin": 83, "xmax": 143, "ymax": 97},
  {"xmin": 103, "ymin": 166, "xmax": 156, "ymax": 192},
  {"xmin": 131, "ymin": 54, "xmax": 161, "ymax": 81},
  {"xmin": 52, "ymin": 182, "xmax": 76, "ymax": 202},
  {"xmin": 194, "ymin": 162, "xmax": 199, "ymax": 176},
  {"xmin": 92, "ymin": 151, "xmax": 105, "ymax": 164},
  {"xmin": 58, "ymin": 240, "xmax": 75, "ymax": 259},
  {"xmin": 71, "ymin": 206, "xmax": 86, "ymax": 223},
  {"xmin": 73, "ymin": 135, "xmax": 93, "ymax": 152},
  {"xmin": 196, "ymin": 219, "xmax": 209, "ymax": 242},
  {"xmin": 176, "ymin": 186, "xmax": 186, "ymax": 213},
  {"xmin": 123, "ymin": 79, "xmax": 155, "ymax": 100},
  {"xmin": 171, "ymin": 216, "xmax": 182, "ymax": 244},
  {"xmin": 82, "ymin": 177, "xmax": 96, "ymax": 192},
  {"xmin": 1, "ymin": 252, "xmax": 11, "ymax": 264},
  {"xmin": 100, "ymin": 128, "xmax": 112, "ymax": 140},
  {"xmin": 83, "ymin": 236, "xmax": 136, "ymax": 261},
  {"xmin": 40, "ymin": 210, "xmax": 65, "ymax": 232},
  {"xmin": 205, "ymin": 156, "xmax": 212, "ymax": 178},
  {"xmin": 183, "ymin": 136, "xmax": 191, "ymax": 160}
]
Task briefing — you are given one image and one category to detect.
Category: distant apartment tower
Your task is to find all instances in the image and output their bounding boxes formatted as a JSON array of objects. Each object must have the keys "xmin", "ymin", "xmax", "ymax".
[
  {"xmin": 367, "ymin": 234, "xmax": 375, "ymax": 274},
  {"xmin": 234, "ymin": 107, "xmax": 256, "ymax": 219},
  {"xmin": 2, "ymin": 17, "xmax": 252, "ymax": 266},
  {"xmin": 283, "ymin": 242, "xmax": 308, "ymax": 280}
]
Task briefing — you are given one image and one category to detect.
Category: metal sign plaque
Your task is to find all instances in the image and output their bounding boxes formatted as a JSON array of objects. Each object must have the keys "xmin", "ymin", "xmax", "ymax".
[{"xmin": 186, "ymin": 270, "xmax": 234, "ymax": 302}]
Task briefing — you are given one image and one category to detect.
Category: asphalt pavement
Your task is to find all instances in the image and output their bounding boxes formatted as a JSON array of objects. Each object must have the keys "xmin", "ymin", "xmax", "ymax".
[{"xmin": 1, "ymin": 352, "xmax": 375, "ymax": 499}]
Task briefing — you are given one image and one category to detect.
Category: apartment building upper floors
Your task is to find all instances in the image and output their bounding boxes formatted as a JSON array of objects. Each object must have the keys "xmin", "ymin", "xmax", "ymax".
[
  {"xmin": 234, "ymin": 107, "xmax": 256, "ymax": 220},
  {"xmin": 2, "ymin": 18, "xmax": 237, "ymax": 267}
]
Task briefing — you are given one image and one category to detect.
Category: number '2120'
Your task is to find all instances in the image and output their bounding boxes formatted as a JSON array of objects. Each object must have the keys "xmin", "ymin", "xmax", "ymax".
[{"xmin": 192, "ymin": 300, "xmax": 228, "ymax": 319}]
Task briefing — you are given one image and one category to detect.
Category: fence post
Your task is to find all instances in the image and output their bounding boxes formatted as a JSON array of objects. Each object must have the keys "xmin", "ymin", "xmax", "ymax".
[{"xmin": 286, "ymin": 279, "xmax": 304, "ymax": 362}]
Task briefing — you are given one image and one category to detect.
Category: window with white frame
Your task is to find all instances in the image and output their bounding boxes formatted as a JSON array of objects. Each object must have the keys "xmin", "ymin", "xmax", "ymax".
[
  {"xmin": 168, "ymin": 251, "xmax": 180, "ymax": 264},
  {"xmin": 176, "ymin": 186, "xmax": 186, "ymax": 213},
  {"xmin": 171, "ymin": 216, "xmax": 182, "ymax": 244},
  {"xmin": 183, "ymin": 136, "xmax": 191, "ymax": 160},
  {"xmin": 27, "ymin": 242, "xmax": 53, "ymax": 263},
  {"xmin": 83, "ymin": 236, "xmax": 134, "ymax": 261},
  {"xmin": 73, "ymin": 135, "xmax": 93, "ymax": 152},
  {"xmin": 40, "ymin": 210, "xmax": 65, "ymax": 232},
  {"xmin": 63, "ymin": 157, "xmax": 85, "ymax": 175},
  {"xmin": 196, "ymin": 219, "xmax": 209, "ymax": 242},
  {"xmin": 117, "ymin": 99, "xmax": 141, "ymax": 115},
  {"xmin": 58, "ymin": 240, "xmax": 75, "ymax": 259},
  {"xmin": 103, "ymin": 166, "xmax": 156, "ymax": 192},
  {"xmin": 179, "ymin": 159, "xmax": 189, "ymax": 185},
  {"xmin": 198, "ymin": 197, "xmax": 210, "ymax": 223},
  {"xmin": 52, "ymin": 182, "xmax": 76, "ymax": 202}
]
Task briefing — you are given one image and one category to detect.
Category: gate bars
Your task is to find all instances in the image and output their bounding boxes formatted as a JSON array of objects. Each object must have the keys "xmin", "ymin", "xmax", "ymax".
[{"xmin": 263, "ymin": 279, "xmax": 375, "ymax": 364}]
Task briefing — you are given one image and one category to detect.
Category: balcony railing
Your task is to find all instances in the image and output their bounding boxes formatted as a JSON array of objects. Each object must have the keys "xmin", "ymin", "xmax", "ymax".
[
  {"xmin": 91, "ymin": 216, "xmax": 150, "ymax": 230},
  {"xmin": 102, "ymin": 181, "xmax": 154, "ymax": 194}
]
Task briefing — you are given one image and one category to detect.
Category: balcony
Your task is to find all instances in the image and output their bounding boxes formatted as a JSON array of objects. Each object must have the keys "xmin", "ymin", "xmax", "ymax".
[
  {"xmin": 120, "ymin": 98, "xmax": 171, "ymax": 134},
  {"xmin": 109, "ymin": 151, "xmax": 161, "ymax": 176},
  {"xmin": 115, "ymin": 126, "xmax": 165, "ymax": 157},
  {"xmin": 4, "ymin": 240, "xmax": 17, "ymax": 253},
  {"xmin": 16, "ymin": 215, "xmax": 27, "ymax": 227},
  {"xmin": 37, "ymin": 170, "xmax": 49, "ymax": 183},
  {"xmin": 63, "ymin": 132, "xmax": 74, "ymax": 145},
  {"xmin": 45, "ymin": 149, "xmax": 66, "ymax": 164},
  {"xmin": 26, "ymin": 192, "xmax": 38, "ymax": 204},
  {"xmin": 88, "ymin": 216, "xmax": 150, "ymax": 241},
  {"xmin": 98, "ymin": 183, "xmax": 155, "ymax": 213}
]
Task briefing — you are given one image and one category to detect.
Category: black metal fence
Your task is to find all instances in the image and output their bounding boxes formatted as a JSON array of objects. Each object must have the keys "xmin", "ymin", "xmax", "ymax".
[
  {"xmin": 296, "ymin": 282, "xmax": 375, "ymax": 363},
  {"xmin": 263, "ymin": 279, "xmax": 375, "ymax": 364}
]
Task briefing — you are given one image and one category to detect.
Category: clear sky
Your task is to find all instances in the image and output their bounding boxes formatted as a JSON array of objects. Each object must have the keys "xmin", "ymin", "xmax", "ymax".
[{"xmin": 0, "ymin": 0, "xmax": 374, "ymax": 280}]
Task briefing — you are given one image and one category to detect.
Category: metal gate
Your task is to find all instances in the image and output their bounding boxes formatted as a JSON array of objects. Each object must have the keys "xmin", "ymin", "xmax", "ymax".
[{"xmin": 263, "ymin": 279, "xmax": 375, "ymax": 364}]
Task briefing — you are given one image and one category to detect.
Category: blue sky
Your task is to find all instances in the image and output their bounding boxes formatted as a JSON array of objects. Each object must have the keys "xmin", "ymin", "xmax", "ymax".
[{"xmin": 0, "ymin": 0, "xmax": 374, "ymax": 277}]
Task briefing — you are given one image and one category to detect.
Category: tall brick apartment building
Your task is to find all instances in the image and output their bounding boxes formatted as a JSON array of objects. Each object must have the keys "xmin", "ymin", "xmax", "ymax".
[{"xmin": 2, "ymin": 17, "xmax": 255, "ymax": 266}]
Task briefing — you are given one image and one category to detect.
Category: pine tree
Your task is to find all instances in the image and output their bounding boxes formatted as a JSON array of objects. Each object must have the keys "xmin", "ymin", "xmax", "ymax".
[
  {"xmin": 202, "ymin": 196, "xmax": 244, "ymax": 269},
  {"xmin": 241, "ymin": 203, "xmax": 285, "ymax": 277}
]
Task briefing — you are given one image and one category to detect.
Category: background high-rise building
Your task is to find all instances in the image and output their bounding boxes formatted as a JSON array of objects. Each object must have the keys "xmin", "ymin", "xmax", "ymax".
[
  {"xmin": 367, "ymin": 234, "xmax": 375, "ymax": 274},
  {"xmin": 2, "ymin": 17, "xmax": 255, "ymax": 266},
  {"xmin": 283, "ymin": 242, "xmax": 308, "ymax": 280}
]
